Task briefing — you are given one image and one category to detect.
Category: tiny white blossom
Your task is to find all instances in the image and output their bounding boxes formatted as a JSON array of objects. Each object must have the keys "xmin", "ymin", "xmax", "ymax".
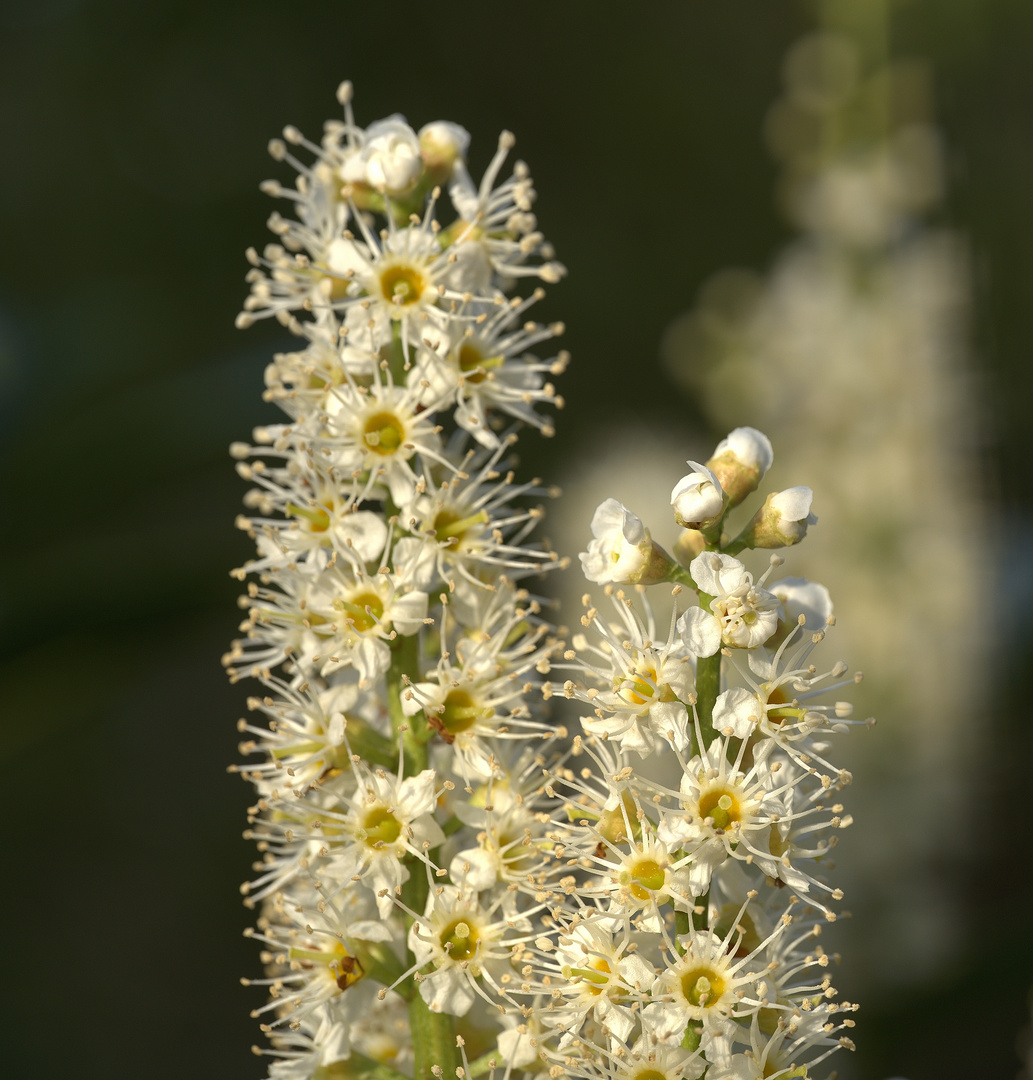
[
  {"xmin": 690, "ymin": 551, "xmax": 781, "ymax": 649},
  {"xmin": 342, "ymin": 115, "xmax": 423, "ymax": 194},
  {"xmin": 580, "ymin": 498, "xmax": 654, "ymax": 584}
]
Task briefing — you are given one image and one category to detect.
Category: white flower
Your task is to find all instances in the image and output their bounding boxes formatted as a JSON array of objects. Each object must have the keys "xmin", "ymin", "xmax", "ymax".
[
  {"xmin": 546, "ymin": 921, "xmax": 655, "ymax": 1045},
  {"xmin": 341, "ymin": 115, "xmax": 423, "ymax": 194},
  {"xmin": 321, "ymin": 767, "xmax": 445, "ymax": 916},
  {"xmin": 580, "ymin": 498, "xmax": 658, "ymax": 584},
  {"xmin": 712, "ymin": 686, "xmax": 765, "ymax": 739},
  {"xmin": 671, "ymin": 460, "xmax": 726, "ymax": 527},
  {"xmin": 402, "ymin": 626, "xmax": 553, "ymax": 782},
  {"xmin": 407, "ymin": 886, "xmax": 529, "ymax": 1016},
  {"xmin": 234, "ymin": 82, "xmax": 866, "ymax": 1080},
  {"xmin": 412, "ymin": 291, "xmax": 565, "ymax": 447},
  {"xmin": 676, "ymin": 604, "xmax": 723, "ymax": 658},
  {"xmin": 611, "ymin": 1040, "xmax": 706, "ymax": 1080},
  {"xmin": 570, "ymin": 590, "xmax": 700, "ymax": 755},
  {"xmin": 644, "ymin": 928, "xmax": 760, "ymax": 1040},
  {"xmin": 689, "ymin": 551, "xmax": 781, "ymax": 649}
]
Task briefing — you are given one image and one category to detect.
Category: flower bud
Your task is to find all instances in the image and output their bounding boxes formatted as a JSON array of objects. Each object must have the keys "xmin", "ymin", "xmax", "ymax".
[
  {"xmin": 579, "ymin": 499, "xmax": 673, "ymax": 584},
  {"xmin": 420, "ymin": 121, "xmax": 471, "ymax": 182},
  {"xmin": 706, "ymin": 427, "xmax": 773, "ymax": 508},
  {"xmin": 671, "ymin": 461, "xmax": 727, "ymax": 529},
  {"xmin": 673, "ymin": 527, "xmax": 706, "ymax": 568},
  {"xmin": 743, "ymin": 486, "xmax": 816, "ymax": 548}
]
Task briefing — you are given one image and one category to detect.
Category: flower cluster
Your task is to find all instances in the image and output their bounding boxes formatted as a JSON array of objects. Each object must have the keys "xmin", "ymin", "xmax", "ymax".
[
  {"xmin": 228, "ymin": 86, "xmax": 865, "ymax": 1080},
  {"xmin": 662, "ymin": 23, "xmax": 982, "ymax": 980},
  {"xmin": 536, "ymin": 426, "xmax": 864, "ymax": 1079},
  {"xmin": 228, "ymin": 85, "xmax": 568, "ymax": 1080}
]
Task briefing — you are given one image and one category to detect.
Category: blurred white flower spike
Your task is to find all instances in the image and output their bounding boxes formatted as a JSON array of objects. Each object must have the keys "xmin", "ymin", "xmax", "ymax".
[{"xmin": 228, "ymin": 85, "xmax": 867, "ymax": 1080}]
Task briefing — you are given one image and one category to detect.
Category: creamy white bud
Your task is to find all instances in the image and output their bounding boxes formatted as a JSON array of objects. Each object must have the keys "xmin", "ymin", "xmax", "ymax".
[
  {"xmin": 744, "ymin": 486, "xmax": 817, "ymax": 548},
  {"xmin": 671, "ymin": 461, "xmax": 726, "ymax": 528},
  {"xmin": 707, "ymin": 427, "xmax": 773, "ymax": 507},
  {"xmin": 714, "ymin": 427, "xmax": 773, "ymax": 474},
  {"xmin": 419, "ymin": 120, "xmax": 471, "ymax": 179}
]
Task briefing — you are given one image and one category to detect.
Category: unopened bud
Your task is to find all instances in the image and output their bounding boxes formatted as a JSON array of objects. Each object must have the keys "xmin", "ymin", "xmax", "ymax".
[
  {"xmin": 744, "ymin": 486, "xmax": 816, "ymax": 548},
  {"xmin": 706, "ymin": 427, "xmax": 773, "ymax": 508},
  {"xmin": 673, "ymin": 528, "xmax": 706, "ymax": 568},
  {"xmin": 671, "ymin": 461, "xmax": 727, "ymax": 530},
  {"xmin": 419, "ymin": 121, "xmax": 470, "ymax": 182}
]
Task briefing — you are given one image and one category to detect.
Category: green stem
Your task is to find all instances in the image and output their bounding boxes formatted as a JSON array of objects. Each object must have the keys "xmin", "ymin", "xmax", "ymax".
[
  {"xmin": 667, "ymin": 564, "xmax": 697, "ymax": 589},
  {"xmin": 680, "ymin": 1022, "xmax": 702, "ymax": 1052},
  {"xmin": 388, "ymin": 320, "xmax": 409, "ymax": 383},
  {"xmin": 720, "ymin": 535, "xmax": 748, "ymax": 557},
  {"xmin": 320, "ymin": 1051, "xmax": 411, "ymax": 1080},
  {"xmin": 675, "ymin": 908, "xmax": 690, "ymax": 952},
  {"xmin": 386, "ymin": 636, "xmax": 458, "ymax": 1080},
  {"xmin": 695, "ymin": 651, "xmax": 721, "ymax": 755},
  {"xmin": 337, "ymin": 717, "xmax": 397, "ymax": 770},
  {"xmin": 409, "ymin": 990, "xmax": 458, "ymax": 1080},
  {"xmin": 389, "ymin": 634, "xmax": 431, "ymax": 774}
]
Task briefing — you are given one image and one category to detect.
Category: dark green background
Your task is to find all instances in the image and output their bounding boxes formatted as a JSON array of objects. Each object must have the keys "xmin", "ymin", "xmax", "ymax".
[{"xmin": 2, "ymin": 1, "xmax": 1031, "ymax": 1077}]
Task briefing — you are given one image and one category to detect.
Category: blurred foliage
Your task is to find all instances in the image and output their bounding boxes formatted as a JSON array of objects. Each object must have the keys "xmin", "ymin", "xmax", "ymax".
[{"xmin": 1, "ymin": 1, "xmax": 1031, "ymax": 1078}]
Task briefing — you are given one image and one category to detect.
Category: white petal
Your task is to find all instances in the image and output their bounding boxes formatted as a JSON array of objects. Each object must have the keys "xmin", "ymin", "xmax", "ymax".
[
  {"xmin": 449, "ymin": 847, "xmax": 499, "ymax": 891},
  {"xmin": 713, "ymin": 687, "xmax": 763, "ymax": 739},
  {"xmin": 689, "ymin": 550, "xmax": 746, "ymax": 596},
  {"xmin": 398, "ymin": 769, "xmax": 439, "ymax": 817},
  {"xmin": 420, "ymin": 966, "xmax": 476, "ymax": 1016},
  {"xmin": 770, "ymin": 485, "xmax": 814, "ymax": 522},
  {"xmin": 649, "ymin": 699, "xmax": 690, "ymax": 753},
  {"xmin": 677, "ymin": 606, "xmax": 722, "ymax": 657}
]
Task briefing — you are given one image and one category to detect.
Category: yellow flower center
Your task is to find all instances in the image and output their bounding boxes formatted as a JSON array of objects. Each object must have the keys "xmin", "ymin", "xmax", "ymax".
[
  {"xmin": 570, "ymin": 957, "xmax": 613, "ymax": 996},
  {"xmin": 680, "ymin": 965, "xmax": 726, "ymax": 1009},
  {"xmin": 287, "ymin": 941, "xmax": 364, "ymax": 992},
  {"xmin": 698, "ymin": 787, "xmax": 741, "ymax": 831},
  {"xmin": 617, "ymin": 663, "xmax": 675, "ymax": 708},
  {"xmin": 287, "ymin": 501, "xmax": 332, "ymax": 533},
  {"xmin": 362, "ymin": 805, "xmax": 402, "ymax": 847},
  {"xmin": 379, "ymin": 263, "xmax": 426, "ymax": 306},
  {"xmin": 432, "ymin": 507, "xmax": 488, "ymax": 550},
  {"xmin": 440, "ymin": 918, "xmax": 480, "ymax": 962},
  {"xmin": 336, "ymin": 591, "xmax": 385, "ymax": 633},
  {"xmin": 622, "ymin": 856, "xmax": 666, "ymax": 901},
  {"xmin": 439, "ymin": 688, "xmax": 487, "ymax": 735},
  {"xmin": 455, "ymin": 343, "xmax": 504, "ymax": 384},
  {"xmin": 363, "ymin": 411, "xmax": 405, "ymax": 455}
]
